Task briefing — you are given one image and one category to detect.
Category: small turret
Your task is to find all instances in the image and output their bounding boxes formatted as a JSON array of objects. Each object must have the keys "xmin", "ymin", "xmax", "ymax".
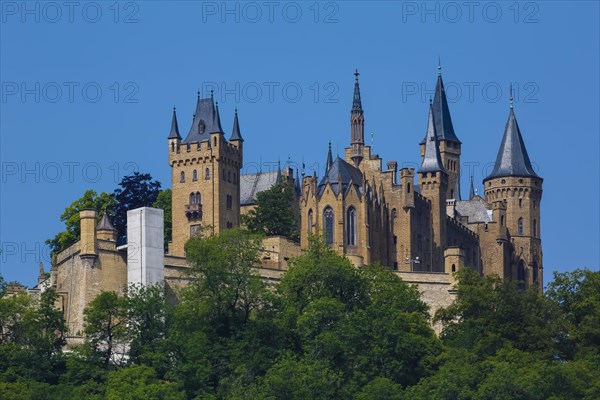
[{"xmin": 97, "ymin": 210, "xmax": 117, "ymax": 241}]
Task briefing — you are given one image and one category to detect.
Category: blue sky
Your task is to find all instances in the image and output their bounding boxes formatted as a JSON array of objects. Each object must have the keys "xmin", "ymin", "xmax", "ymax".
[{"xmin": 1, "ymin": 1, "xmax": 598, "ymax": 287}]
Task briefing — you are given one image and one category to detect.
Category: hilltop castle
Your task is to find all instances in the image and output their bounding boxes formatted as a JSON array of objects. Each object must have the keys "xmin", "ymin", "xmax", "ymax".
[{"xmin": 35, "ymin": 68, "xmax": 543, "ymax": 341}]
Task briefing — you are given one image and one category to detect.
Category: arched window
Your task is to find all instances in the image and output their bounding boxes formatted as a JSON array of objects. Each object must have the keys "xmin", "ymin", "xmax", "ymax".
[
  {"xmin": 226, "ymin": 194, "xmax": 232, "ymax": 209},
  {"xmin": 323, "ymin": 207, "xmax": 334, "ymax": 245},
  {"xmin": 192, "ymin": 169, "xmax": 198, "ymax": 181},
  {"xmin": 214, "ymin": 137, "xmax": 217, "ymax": 146},
  {"xmin": 180, "ymin": 171, "xmax": 185, "ymax": 183},
  {"xmin": 307, "ymin": 209, "xmax": 313, "ymax": 233},
  {"xmin": 196, "ymin": 192, "xmax": 201, "ymax": 204},
  {"xmin": 171, "ymin": 142, "xmax": 174, "ymax": 152},
  {"xmin": 189, "ymin": 193, "xmax": 195, "ymax": 204},
  {"xmin": 517, "ymin": 260, "xmax": 527, "ymax": 290},
  {"xmin": 205, "ymin": 168, "xmax": 210, "ymax": 180},
  {"xmin": 407, "ymin": 183, "xmax": 411, "ymax": 193},
  {"xmin": 518, "ymin": 217, "xmax": 524, "ymax": 235},
  {"xmin": 346, "ymin": 207, "xmax": 356, "ymax": 245}
]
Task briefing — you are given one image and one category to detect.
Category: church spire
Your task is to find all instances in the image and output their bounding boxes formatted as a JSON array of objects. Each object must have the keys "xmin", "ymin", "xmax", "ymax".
[
  {"xmin": 230, "ymin": 108, "xmax": 243, "ymax": 141},
  {"xmin": 469, "ymin": 175, "xmax": 475, "ymax": 199},
  {"xmin": 168, "ymin": 107, "xmax": 181, "ymax": 139},
  {"xmin": 352, "ymin": 69, "xmax": 363, "ymax": 112},
  {"xmin": 419, "ymin": 102, "xmax": 445, "ymax": 174},
  {"xmin": 326, "ymin": 141, "xmax": 333, "ymax": 172},
  {"xmin": 485, "ymin": 95, "xmax": 538, "ymax": 180}
]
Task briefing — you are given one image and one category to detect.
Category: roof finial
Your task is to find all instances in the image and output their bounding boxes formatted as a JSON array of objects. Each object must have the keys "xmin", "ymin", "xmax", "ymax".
[
  {"xmin": 429, "ymin": 96, "xmax": 432, "ymax": 105},
  {"xmin": 438, "ymin": 57, "xmax": 442, "ymax": 76},
  {"xmin": 197, "ymin": 90, "xmax": 200, "ymax": 98},
  {"xmin": 509, "ymin": 83, "xmax": 514, "ymax": 109},
  {"xmin": 354, "ymin": 68, "xmax": 359, "ymax": 82},
  {"xmin": 210, "ymin": 89, "xmax": 214, "ymax": 99}
]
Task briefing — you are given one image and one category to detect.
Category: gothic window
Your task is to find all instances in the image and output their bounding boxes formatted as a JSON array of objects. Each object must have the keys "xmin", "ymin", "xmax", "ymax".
[
  {"xmin": 407, "ymin": 183, "xmax": 411, "ymax": 193},
  {"xmin": 189, "ymin": 193, "xmax": 195, "ymax": 204},
  {"xmin": 192, "ymin": 169, "xmax": 198, "ymax": 181},
  {"xmin": 205, "ymin": 168, "xmax": 210, "ymax": 180},
  {"xmin": 226, "ymin": 194, "xmax": 232, "ymax": 210},
  {"xmin": 517, "ymin": 260, "xmax": 527, "ymax": 290},
  {"xmin": 519, "ymin": 198, "xmax": 522, "ymax": 208},
  {"xmin": 346, "ymin": 207, "xmax": 356, "ymax": 246},
  {"xmin": 324, "ymin": 207, "xmax": 334, "ymax": 245},
  {"xmin": 518, "ymin": 217, "xmax": 524, "ymax": 235},
  {"xmin": 180, "ymin": 171, "xmax": 185, "ymax": 183},
  {"xmin": 196, "ymin": 192, "xmax": 201, "ymax": 204},
  {"xmin": 307, "ymin": 209, "xmax": 313, "ymax": 233},
  {"xmin": 532, "ymin": 261, "xmax": 539, "ymax": 284},
  {"xmin": 214, "ymin": 137, "xmax": 217, "ymax": 146},
  {"xmin": 228, "ymin": 171, "xmax": 231, "ymax": 182}
]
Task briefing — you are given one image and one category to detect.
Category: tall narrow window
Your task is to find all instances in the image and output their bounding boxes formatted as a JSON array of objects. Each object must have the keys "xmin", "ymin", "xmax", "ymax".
[
  {"xmin": 189, "ymin": 193, "xmax": 195, "ymax": 204},
  {"xmin": 346, "ymin": 207, "xmax": 356, "ymax": 245},
  {"xmin": 192, "ymin": 169, "xmax": 198, "ymax": 181},
  {"xmin": 180, "ymin": 171, "xmax": 185, "ymax": 183},
  {"xmin": 205, "ymin": 168, "xmax": 210, "ymax": 180},
  {"xmin": 518, "ymin": 217, "xmax": 524, "ymax": 235},
  {"xmin": 517, "ymin": 260, "xmax": 527, "ymax": 290},
  {"xmin": 307, "ymin": 209, "xmax": 313, "ymax": 233},
  {"xmin": 324, "ymin": 207, "xmax": 334, "ymax": 245},
  {"xmin": 196, "ymin": 192, "xmax": 201, "ymax": 204}
]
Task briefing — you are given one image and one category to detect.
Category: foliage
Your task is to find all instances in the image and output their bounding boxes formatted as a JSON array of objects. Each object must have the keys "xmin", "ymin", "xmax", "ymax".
[
  {"xmin": 243, "ymin": 180, "xmax": 299, "ymax": 242},
  {"xmin": 153, "ymin": 189, "xmax": 172, "ymax": 250},
  {"xmin": 45, "ymin": 190, "xmax": 115, "ymax": 254},
  {"xmin": 113, "ymin": 172, "xmax": 162, "ymax": 241},
  {"xmin": 2, "ymin": 233, "xmax": 599, "ymax": 400}
]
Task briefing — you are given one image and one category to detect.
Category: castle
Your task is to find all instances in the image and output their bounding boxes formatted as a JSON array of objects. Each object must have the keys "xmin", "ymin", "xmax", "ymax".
[{"xmin": 32, "ymin": 68, "xmax": 543, "ymax": 341}]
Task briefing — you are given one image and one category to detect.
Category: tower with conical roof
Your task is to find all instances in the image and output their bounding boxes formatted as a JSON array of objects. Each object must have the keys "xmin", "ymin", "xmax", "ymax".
[
  {"xmin": 483, "ymin": 88, "xmax": 542, "ymax": 289},
  {"xmin": 168, "ymin": 93, "xmax": 243, "ymax": 257},
  {"xmin": 350, "ymin": 69, "xmax": 365, "ymax": 166},
  {"xmin": 420, "ymin": 63, "xmax": 462, "ymax": 201},
  {"xmin": 418, "ymin": 101, "xmax": 448, "ymax": 271}
]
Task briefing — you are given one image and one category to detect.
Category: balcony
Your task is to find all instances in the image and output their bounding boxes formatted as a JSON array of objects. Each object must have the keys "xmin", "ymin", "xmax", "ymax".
[{"xmin": 185, "ymin": 204, "xmax": 202, "ymax": 220}]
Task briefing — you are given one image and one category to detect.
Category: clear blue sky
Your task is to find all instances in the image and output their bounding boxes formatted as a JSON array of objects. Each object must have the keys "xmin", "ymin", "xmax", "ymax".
[{"xmin": 1, "ymin": 1, "xmax": 598, "ymax": 287}]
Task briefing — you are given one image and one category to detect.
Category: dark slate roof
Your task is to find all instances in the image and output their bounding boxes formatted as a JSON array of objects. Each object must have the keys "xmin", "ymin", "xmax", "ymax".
[
  {"xmin": 420, "ymin": 73, "xmax": 460, "ymax": 144},
  {"xmin": 230, "ymin": 109, "xmax": 243, "ymax": 141},
  {"xmin": 352, "ymin": 70, "xmax": 363, "ymax": 113},
  {"xmin": 182, "ymin": 95, "xmax": 220, "ymax": 144},
  {"xmin": 97, "ymin": 212, "xmax": 116, "ymax": 231},
  {"xmin": 485, "ymin": 108, "xmax": 539, "ymax": 180},
  {"xmin": 456, "ymin": 200, "xmax": 492, "ymax": 224},
  {"xmin": 240, "ymin": 171, "xmax": 279, "ymax": 205},
  {"xmin": 318, "ymin": 156, "xmax": 363, "ymax": 196},
  {"xmin": 167, "ymin": 108, "xmax": 181, "ymax": 139},
  {"xmin": 419, "ymin": 103, "xmax": 446, "ymax": 174}
]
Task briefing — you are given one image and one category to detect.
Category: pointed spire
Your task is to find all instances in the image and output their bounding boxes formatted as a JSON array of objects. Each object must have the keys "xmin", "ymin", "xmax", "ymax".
[
  {"xmin": 212, "ymin": 102, "xmax": 224, "ymax": 133},
  {"xmin": 230, "ymin": 108, "xmax": 244, "ymax": 141},
  {"xmin": 168, "ymin": 107, "xmax": 181, "ymax": 139},
  {"xmin": 438, "ymin": 57, "xmax": 442, "ymax": 76},
  {"xmin": 469, "ymin": 175, "xmax": 475, "ymax": 199},
  {"xmin": 419, "ymin": 103, "xmax": 445, "ymax": 174},
  {"xmin": 486, "ymin": 102, "xmax": 538, "ymax": 180},
  {"xmin": 352, "ymin": 69, "xmax": 363, "ymax": 113},
  {"xmin": 97, "ymin": 209, "xmax": 116, "ymax": 231},
  {"xmin": 509, "ymin": 83, "xmax": 514, "ymax": 109},
  {"xmin": 421, "ymin": 64, "xmax": 460, "ymax": 144},
  {"xmin": 276, "ymin": 160, "xmax": 282, "ymax": 184},
  {"xmin": 325, "ymin": 141, "xmax": 333, "ymax": 172}
]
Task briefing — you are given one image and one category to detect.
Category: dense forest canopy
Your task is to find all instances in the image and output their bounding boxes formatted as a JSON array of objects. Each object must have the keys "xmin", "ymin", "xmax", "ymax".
[{"xmin": 2, "ymin": 232, "xmax": 598, "ymax": 399}]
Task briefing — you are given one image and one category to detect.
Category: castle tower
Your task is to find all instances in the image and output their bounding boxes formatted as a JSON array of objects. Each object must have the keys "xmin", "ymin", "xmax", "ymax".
[
  {"xmin": 418, "ymin": 101, "xmax": 448, "ymax": 271},
  {"xmin": 420, "ymin": 64, "xmax": 462, "ymax": 200},
  {"xmin": 350, "ymin": 69, "xmax": 365, "ymax": 167},
  {"xmin": 168, "ymin": 94, "xmax": 243, "ymax": 257},
  {"xmin": 483, "ymin": 90, "xmax": 542, "ymax": 289}
]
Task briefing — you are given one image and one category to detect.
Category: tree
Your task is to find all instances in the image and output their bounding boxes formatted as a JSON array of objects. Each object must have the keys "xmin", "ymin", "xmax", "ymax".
[
  {"xmin": 153, "ymin": 189, "xmax": 172, "ymax": 250},
  {"xmin": 105, "ymin": 365, "xmax": 185, "ymax": 400},
  {"xmin": 46, "ymin": 190, "xmax": 115, "ymax": 254},
  {"xmin": 113, "ymin": 172, "xmax": 161, "ymax": 242},
  {"xmin": 243, "ymin": 180, "xmax": 299, "ymax": 242},
  {"xmin": 83, "ymin": 292, "xmax": 127, "ymax": 367}
]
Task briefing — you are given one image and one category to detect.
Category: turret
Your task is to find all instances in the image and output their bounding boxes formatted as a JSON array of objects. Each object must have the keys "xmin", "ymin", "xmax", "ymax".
[
  {"xmin": 418, "ymin": 101, "xmax": 448, "ymax": 271},
  {"xmin": 79, "ymin": 209, "xmax": 97, "ymax": 266},
  {"xmin": 168, "ymin": 107, "xmax": 181, "ymax": 155},
  {"xmin": 483, "ymin": 88, "xmax": 543, "ymax": 289},
  {"xmin": 97, "ymin": 210, "xmax": 117, "ymax": 241},
  {"xmin": 420, "ymin": 63, "xmax": 461, "ymax": 200},
  {"xmin": 350, "ymin": 69, "xmax": 365, "ymax": 166}
]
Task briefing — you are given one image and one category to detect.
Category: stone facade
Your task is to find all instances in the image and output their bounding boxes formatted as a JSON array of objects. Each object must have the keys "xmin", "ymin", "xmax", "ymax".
[{"xmin": 37, "ymin": 69, "xmax": 542, "ymax": 342}]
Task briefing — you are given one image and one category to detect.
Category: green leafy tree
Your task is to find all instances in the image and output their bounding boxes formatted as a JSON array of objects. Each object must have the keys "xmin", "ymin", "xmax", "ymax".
[
  {"xmin": 105, "ymin": 365, "xmax": 185, "ymax": 400},
  {"xmin": 45, "ymin": 190, "xmax": 115, "ymax": 254},
  {"xmin": 243, "ymin": 180, "xmax": 299, "ymax": 242},
  {"xmin": 83, "ymin": 291, "xmax": 127, "ymax": 367},
  {"xmin": 153, "ymin": 189, "xmax": 172, "ymax": 250},
  {"xmin": 113, "ymin": 172, "xmax": 161, "ymax": 242}
]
